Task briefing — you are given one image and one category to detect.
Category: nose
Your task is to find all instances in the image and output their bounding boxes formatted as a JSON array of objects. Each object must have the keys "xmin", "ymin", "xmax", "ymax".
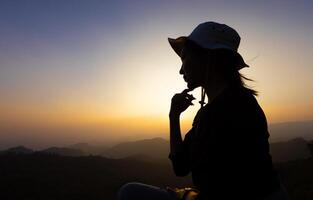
[{"xmin": 179, "ymin": 65, "xmax": 184, "ymax": 75}]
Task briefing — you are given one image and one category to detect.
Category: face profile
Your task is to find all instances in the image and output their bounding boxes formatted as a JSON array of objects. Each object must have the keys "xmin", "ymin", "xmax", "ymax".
[{"xmin": 179, "ymin": 44, "xmax": 208, "ymax": 90}]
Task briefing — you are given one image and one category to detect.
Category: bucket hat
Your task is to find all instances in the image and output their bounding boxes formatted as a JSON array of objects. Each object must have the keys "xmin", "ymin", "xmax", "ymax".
[{"xmin": 168, "ymin": 21, "xmax": 249, "ymax": 69}]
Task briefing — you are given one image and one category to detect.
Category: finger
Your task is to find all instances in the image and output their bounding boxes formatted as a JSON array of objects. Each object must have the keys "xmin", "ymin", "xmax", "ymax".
[
  {"xmin": 181, "ymin": 88, "xmax": 192, "ymax": 94},
  {"xmin": 181, "ymin": 89, "xmax": 195, "ymax": 100},
  {"xmin": 186, "ymin": 101, "xmax": 194, "ymax": 106},
  {"xmin": 182, "ymin": 101, "xmax": 192, "ymax": 108},
  {"xmin": 186, "ymin": 94, "xmax": 195, "ymax": 100},
  {"xmin": 184, "ymin": 98, "xmax": 194, "ymax": 105}
]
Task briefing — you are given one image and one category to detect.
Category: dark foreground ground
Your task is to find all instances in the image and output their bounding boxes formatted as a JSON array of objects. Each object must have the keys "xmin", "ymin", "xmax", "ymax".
[{"xmin": 0, "ymin": 154, "xmax": 312, "ymax": 200}]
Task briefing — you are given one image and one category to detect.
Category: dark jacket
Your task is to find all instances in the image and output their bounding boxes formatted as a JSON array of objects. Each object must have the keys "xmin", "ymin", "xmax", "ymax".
[{"xmin": 169, "ymin": 86, "xmax": 280, "ymax": 200}]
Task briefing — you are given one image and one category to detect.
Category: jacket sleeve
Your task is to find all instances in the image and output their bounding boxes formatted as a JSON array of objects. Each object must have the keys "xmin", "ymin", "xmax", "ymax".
[{"xmin": 168, "ymin": 129, "xmax": 193, "ymax": 177}]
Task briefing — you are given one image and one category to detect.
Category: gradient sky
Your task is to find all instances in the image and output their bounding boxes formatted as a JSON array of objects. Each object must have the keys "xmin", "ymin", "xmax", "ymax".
[{"xmin": 0, "ymin": 0, "xmax": 313, "ymax": 149}]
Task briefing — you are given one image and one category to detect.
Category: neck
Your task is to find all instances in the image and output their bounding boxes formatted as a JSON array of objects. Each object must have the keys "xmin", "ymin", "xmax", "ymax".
[{"xmin": 204, "ymin": 80, "xmax": 229, "ymax": 104}]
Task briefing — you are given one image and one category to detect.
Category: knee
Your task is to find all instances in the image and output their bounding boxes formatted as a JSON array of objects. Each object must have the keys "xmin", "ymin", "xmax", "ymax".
[{"xmin": 117, "ymin": 182, "xmax": 143, "ymax": 200}]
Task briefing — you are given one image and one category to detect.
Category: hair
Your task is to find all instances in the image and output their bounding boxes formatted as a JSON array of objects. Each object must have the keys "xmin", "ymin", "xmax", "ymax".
[{"xmin": 185, "ymin": 39, "xmax": 258, "ymax": 96}]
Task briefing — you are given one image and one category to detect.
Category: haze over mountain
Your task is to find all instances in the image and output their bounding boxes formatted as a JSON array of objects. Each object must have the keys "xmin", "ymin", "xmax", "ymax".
[
  {"xmin": 68, "ymin": 143, "xmax": 109, "ymax": 155},
  {"xmin": 102, "ymin": 137, "xmax": 169, "ymax": 160},
  {"xmin": 40, "ymin": 147, "xmax": 85, "ymax": 157},
  {"xmin": 0, "ymin": 146, "xmax": 34, "ymax": 155},
  {"xmin": 101, "ymin": 137, "xmax": 312, "ymax": 163},
  {"xmin": 270, "ymin": 138, "xmax": 312, "ymax": 162},
  {"xmin": 3, "ymin": 136, "xmax": 311, "ymax": 163},
  {"xmin": 269, "ymin": 120, "xmax": 313, "ymax": 142},
  {"xmin": 1, "ymin": 120, "xmax": 313, "ymax": 150}
]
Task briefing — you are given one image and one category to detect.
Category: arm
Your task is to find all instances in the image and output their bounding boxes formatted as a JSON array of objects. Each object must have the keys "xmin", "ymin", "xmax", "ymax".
[
  {"xmin": 169, "ymin": 89, "xmax": 194, "ymax": 155},
  {"xmin": 168, "ymin": 89, "xmax": 194, "ymax": 176},
  {"xmin": 169, "ymin": 113, "xmax": 183, "ymax": 155}
]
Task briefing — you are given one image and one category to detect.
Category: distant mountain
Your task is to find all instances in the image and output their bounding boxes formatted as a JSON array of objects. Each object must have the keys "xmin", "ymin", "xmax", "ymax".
[
  {"xmin": 68, "ymin": 142, "xmax": 91, "ymax": 150},
  {"xmin": 103, "ymin": 137, "xmax": 169, "ymax": 160},
  {"xmin": 269, "ymin": 121, "xmax": 313, "ymax": 142},
  {"xmin": 102, "ymin": 136, "xmax": 312, "ymax": 163},
  {"xmin": 0, "ymin": 146, "xmax": 34, "ymax": 155},
  {"xmin": 68, "ymin": 143, "xmax": 108, "ymax": 155},
  {"xmin": 270, "ymin": 137, "xmax": 312, "ymax": 162},
  {"xmin": 40, "ymin": 147, "xmax": 85, "ymax": 157}
]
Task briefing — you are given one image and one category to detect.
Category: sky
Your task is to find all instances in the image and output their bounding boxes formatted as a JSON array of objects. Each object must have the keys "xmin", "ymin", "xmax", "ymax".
[{"xmin": 0, "ymin": 0, "xmax": 313, "ymax": 149}]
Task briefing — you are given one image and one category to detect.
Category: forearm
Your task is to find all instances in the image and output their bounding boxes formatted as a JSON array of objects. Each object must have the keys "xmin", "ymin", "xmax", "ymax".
[
  {"xmin": 169, "ymin": 88, "xmax": 194, "ymax": 155},
  {"xmin": 169, "ymin": 113, "xmax": 191, "ymax": 176},
  {"xmin": 169, "ymin": 113, "xmax": 183, "ymax": 154}
]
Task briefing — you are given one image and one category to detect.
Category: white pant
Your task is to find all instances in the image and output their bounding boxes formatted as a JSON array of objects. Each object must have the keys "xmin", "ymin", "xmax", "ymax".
[
  {"xmin": 117, "ymin": 182, "xmax": 289, "ymax": 200},
  {"xmin": 263, "ymin": 184, "xmax": 289, "ymax": 200},
  {"xmin": 117, "ymin": 182, "xmax": 176, "ymax": 200}
]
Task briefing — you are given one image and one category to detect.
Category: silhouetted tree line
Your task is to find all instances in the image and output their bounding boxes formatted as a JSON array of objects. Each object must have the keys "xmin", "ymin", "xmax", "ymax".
[
  {"xmin": 0, "ymin": 154, "xmax": 312, "ymax": 200},
  {"xmin": 0, "ymin": 154, "xmax": 190, "ymax": 200}
]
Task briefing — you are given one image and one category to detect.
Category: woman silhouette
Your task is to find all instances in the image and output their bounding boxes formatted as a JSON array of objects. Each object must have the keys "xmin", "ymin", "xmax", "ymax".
[{"xmin": 117, "ymin": 22, "xmax": 289, "ymax": 200}]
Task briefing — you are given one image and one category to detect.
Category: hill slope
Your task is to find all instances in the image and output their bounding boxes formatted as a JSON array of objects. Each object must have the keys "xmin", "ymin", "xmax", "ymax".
[{"xmin": 103, "ymin": 137, "xmax": 169, "ymax": 160}]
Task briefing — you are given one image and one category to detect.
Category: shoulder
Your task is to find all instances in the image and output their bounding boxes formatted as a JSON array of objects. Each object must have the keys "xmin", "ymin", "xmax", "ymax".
[
  {"xmin": 216, "ymin": 86, "xmax": 268, "ymax": 128},
  {"xmin": 223, "ymin": 86, "xmax": 261, "ymax": 112}
]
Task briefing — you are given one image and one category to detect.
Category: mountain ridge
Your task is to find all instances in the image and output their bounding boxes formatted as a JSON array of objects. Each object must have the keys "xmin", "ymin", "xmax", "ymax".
[{"xmin": 2, "ymin": 136, "xmax": 312, "ymax": 163}]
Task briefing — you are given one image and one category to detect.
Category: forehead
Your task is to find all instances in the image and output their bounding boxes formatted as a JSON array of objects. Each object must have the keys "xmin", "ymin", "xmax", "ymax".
[
  {"xmin": 180, "ymin": 45, "xmax": 192, "ymax": 58},
  {"xmin": 181, "ymin": 45, "xmax": 203, "ymax": 60}
]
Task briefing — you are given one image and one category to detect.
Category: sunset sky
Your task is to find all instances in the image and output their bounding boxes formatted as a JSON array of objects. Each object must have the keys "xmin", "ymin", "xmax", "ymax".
[{"xmin": 1, "ymin": 0, "xmax": 313, "ymax": 149}]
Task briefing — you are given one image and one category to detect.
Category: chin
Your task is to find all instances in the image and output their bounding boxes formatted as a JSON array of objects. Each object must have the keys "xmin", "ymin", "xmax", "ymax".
[{"xmin": 187, "ymin": 82, "xmax": 199, "ymax": 90}]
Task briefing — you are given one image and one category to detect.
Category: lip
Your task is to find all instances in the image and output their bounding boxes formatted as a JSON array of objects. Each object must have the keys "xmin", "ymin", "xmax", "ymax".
[{"xmin": 183, "ymin": 76, "xmax": 189, "ymax": 82}]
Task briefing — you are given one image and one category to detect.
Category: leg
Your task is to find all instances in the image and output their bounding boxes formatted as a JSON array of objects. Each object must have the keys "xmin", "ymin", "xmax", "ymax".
[
  {"xmin": 264, "ymin": 184, "xmax": 289, "ymax": 200},
  {"xmin": 117, "ymin": 182, "xmax": 175, "ymax": 200}
]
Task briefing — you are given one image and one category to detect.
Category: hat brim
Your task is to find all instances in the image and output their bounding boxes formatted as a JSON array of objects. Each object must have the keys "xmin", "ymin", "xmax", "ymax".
[
  {"xmin": 168, "ymin": 36, "xmax": 249, "ymax": 69},
  {"xmin": 168, "ymin": 36, "xmax": 187, "ymax": 57}
]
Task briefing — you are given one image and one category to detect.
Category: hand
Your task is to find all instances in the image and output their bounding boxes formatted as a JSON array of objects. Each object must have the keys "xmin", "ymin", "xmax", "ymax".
[{"xmin": 169, "ymin": 89, "xmax": 195, "ymax": 117}]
